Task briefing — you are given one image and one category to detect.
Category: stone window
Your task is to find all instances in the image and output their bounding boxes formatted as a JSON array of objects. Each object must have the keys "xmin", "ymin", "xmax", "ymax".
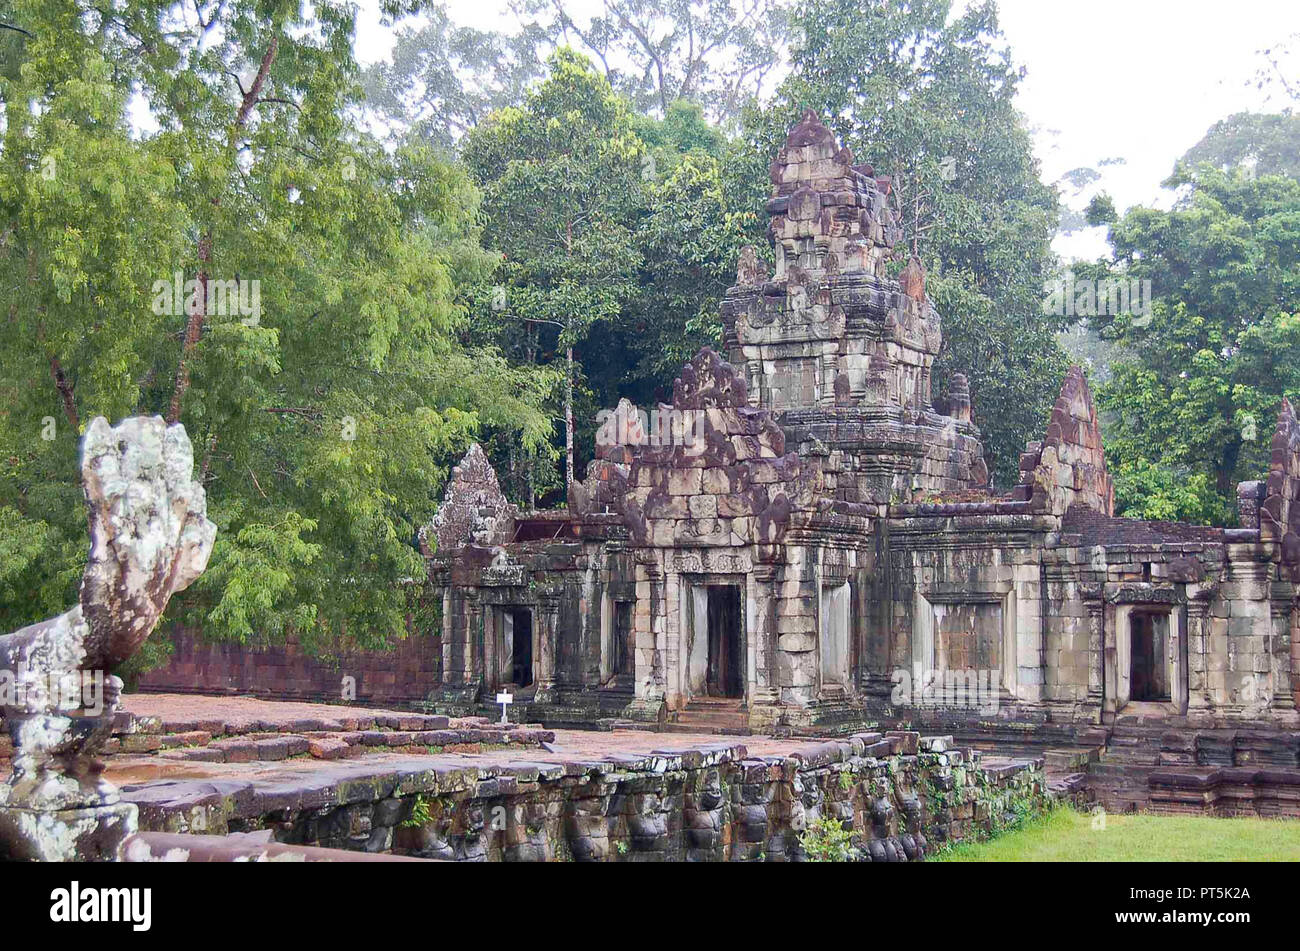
[
  {"xmin": 912, "ymin": 586, "xmax": 1017, "ymax": 701},
  {"xmin": 933, "ymin": 603, "xmax": 1001, "ymax": 671},
  {"xmin": 1113, "ymin": 603, "xmax": 1185, "ymax": 714}
]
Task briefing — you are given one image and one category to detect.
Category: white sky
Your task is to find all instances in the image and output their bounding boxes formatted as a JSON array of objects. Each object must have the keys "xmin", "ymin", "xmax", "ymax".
[{"xmin": 357, "ymin": 0, "xmax": 1300, "ymax": 261}]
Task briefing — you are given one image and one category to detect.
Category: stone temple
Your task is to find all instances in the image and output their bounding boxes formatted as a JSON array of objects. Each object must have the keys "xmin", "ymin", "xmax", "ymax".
[{"xmin": 141, "ymin": 111, "xmax": 1300, "ymax": 816}]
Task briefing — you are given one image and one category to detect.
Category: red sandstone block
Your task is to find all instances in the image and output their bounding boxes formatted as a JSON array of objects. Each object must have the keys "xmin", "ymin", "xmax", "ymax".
[
  {"xmin": 308, "ymin": 737, "xmax": 350, "ymax": 760},
  {"xmin": 253, "ymin": 738, "xmax": 291, "ymax": 760},
  {"xmin": 211, "ymin": 739, "xmax": 258, "ymax": 763},
  {"xmin": 161, "ymin": 747, "xmax": 226, "ymax": 763},
  {"xmin": 120, "ymin": 735, "xmax": 164, "ymax": 754},
  {"xmin": 884, "ymin": 731, "xmax": 920, "ymax": 756},
  {"xmin": 160, "ymin": 731, "xmax": 213, "ymax": 749}
]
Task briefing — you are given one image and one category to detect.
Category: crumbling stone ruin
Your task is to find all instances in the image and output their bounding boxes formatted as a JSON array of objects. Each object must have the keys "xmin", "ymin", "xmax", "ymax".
[
  {"xmin": 142, "ymin": 112, "xmax": 1300, "ymax": 817},
  {"xmin": 0, "ymin": 417, "xmax": 215, "ymax": 860},
  {"xmin": 414, "ymin": 113, "xmax": 1299, "ymax": 735}
]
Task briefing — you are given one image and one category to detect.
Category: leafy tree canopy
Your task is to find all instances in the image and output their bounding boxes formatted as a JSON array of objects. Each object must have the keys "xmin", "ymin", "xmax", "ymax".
[
  {"xmin": 0, "ymin": 0, "xmax": 551, "ymax": 656},
  {"xmin": 1086, "ymin": 136, "xmax": 1300, "ymax": 522}
]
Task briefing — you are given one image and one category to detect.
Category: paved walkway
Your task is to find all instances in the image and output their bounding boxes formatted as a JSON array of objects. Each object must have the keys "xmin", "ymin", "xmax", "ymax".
[{"xmin": 110, "ymin": 692, "xmax": 833, "ymax": 788}]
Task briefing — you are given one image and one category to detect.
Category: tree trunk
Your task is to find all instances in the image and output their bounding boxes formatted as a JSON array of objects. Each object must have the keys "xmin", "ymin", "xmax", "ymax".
[
  {"xmin": 48, "ymin": 355, "xmax": 79, "ymax": 432},
  {"xmin": 565, "ymin": 344, "xmax": 575, "ymax": 488},
  {"xmin": 168, "ymin": 235, "xmax": 210, "ymax": 423},
  {"xmin": 168, "ymin": 37, "xmax": 278, "ymax": 424},
  {"xmin": 564, "ymin": 216, "xmax": 576, "ymax": 490}
]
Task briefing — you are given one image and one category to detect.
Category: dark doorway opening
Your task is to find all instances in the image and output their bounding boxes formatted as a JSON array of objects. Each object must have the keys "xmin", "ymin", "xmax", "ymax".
[
  {"xmin": 706, "ymin": 585, "xmax": 743, "ymax": 698},
  {"xmin": 507, "ymin": 607, "xmax": 533, "ymax": 687},
  {"xmin": 614, "ymin": 601, "xmax": 633, "ymax": 679},
  {"xmin": 1130, "ymin": 612, "xmax": 1168, "ymax": 701}
]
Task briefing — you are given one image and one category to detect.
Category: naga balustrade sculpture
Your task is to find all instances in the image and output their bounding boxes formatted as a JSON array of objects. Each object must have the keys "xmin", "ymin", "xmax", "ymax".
[{"xmin": 0, "ymin": 416, "xmax": 215, "ymax": 860}]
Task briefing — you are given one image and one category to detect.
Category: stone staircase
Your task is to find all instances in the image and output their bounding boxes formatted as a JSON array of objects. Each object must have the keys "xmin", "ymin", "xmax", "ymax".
[
  {"xmin": 1084, "ymin": 720, "xmax": 1300, "ymax": 814},
  {"xmin": 104, "ymin": 701, "xmax": 555, "ymax": 767},
  {"xmin": 1085, "ymin": 723, "xmax": 1175, "ymax": 813},
  {"xmin": 663, "ymin": 697, "xmax": 750, "ymax": 734}
]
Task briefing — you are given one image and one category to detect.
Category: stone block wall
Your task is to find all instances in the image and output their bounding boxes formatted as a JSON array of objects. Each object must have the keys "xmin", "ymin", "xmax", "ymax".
[
  {"xmin": 881, "ymin": 513, "xmax": 1057, "ymax": 716},
  {"xmin": 138, "ymin": 627, "xmax": 441, "ymax": 707},
  {"xmin": 125, "ymin": 732, "xmax": 1048, "ymax": 861},
  {"xmin": 1261, "ymin": 396, "xmax": 1300, "ymax": 569}
]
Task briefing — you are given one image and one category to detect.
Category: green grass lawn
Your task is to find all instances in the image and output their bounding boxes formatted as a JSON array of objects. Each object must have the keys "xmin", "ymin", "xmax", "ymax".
[{"xmin": 934, "ymin": 807, "xmax": 1300, "ymax": 861}]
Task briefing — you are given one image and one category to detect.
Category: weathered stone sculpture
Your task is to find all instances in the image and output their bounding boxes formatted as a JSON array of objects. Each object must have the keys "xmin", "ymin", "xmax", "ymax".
[{"xmin": 0, "ymin": 416, "xmax": 215, "ymax": 860}]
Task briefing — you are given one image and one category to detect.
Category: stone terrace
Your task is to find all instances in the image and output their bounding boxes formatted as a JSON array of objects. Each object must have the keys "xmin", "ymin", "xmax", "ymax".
[{"xmin": 99, "ymin": 694, "xmax": 1049, "ymax": 861}]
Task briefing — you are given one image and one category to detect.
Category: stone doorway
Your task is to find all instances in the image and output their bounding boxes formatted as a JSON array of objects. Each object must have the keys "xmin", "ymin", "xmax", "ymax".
[
  {"xmin": 1110, "ymin": 602, "xmax": 1185, "ymax": 715},
  {"xmin": 614, "ymin": 601, "xmax": 634, "ymax": 678},
  {"xmin": 705, "ymin": 585, "xmax": 743, "ymax": 698},
  {"xmin": 500, "ymin": 606, "xmax": 533, "ymax": 688},
  {"xmin": 1129, "ymin": 612, "xmax": 1169, "ymax": 702}
]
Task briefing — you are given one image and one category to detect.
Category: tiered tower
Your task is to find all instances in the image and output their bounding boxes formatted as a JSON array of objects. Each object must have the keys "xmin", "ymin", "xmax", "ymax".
[{"xmin": 721, "ymin": 110, "xmax": 988, "ymax": 502}]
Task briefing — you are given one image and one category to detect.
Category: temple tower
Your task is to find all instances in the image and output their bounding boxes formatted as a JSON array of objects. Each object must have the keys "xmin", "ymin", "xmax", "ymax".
[{"xmin": 721, "ymin": 110, "xmax": 989, "ymax": 501}]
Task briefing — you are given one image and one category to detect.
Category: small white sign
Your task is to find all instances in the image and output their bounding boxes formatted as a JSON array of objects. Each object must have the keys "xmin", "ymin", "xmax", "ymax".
[{"xmin": 496, "ymin": 691, "xmax": 513, "ymax": 724}]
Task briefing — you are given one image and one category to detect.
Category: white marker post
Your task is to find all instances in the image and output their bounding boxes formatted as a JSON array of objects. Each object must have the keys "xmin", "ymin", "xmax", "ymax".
[{"xmin": 496, "ymin": 691, "xmax": 513, "ymax": 725}]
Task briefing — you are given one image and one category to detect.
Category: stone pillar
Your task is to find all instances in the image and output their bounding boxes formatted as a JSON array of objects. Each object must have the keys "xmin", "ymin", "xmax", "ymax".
[
  {"xmin": 1186, "ymin": 591, "xmax": 1214, "ymax": 712},
  {"xmin": 1084, "ymin": 595, "xmax": 1105, "ymax": 712},
  {"xmin": 444, "ymin": 592, "xmax": 482, "ymax": 697},
  {"xmin": 1101, "ymin": 598, "xmax": 1119, "ymax": 719},
  {"xmin": 1270, "ymin": 582, "xmax": 1295, "ymax": 712},
  {"xmin": 1294, "ymin": 596, "xmax": 1300, "ymax": 710},
  {"xmin": 632, "ymin": 556, "xmax": 667, "ymax": 711},
  {"xmin": 534, "ymin": 593, "xmax": 562, "ymax": 703},
  {"xmin": 749, "ymin": 564, "xmax": 780, "ymax": 706}
]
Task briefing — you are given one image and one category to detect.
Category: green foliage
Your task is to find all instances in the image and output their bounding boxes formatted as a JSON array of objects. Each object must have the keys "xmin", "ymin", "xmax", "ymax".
[
  {"xmin": 461, "ymin": 47, "xmax": 645, "ymax": 491},
  {"xmin": 798, "ymin": 815, "xmax": 857, "ymax": 862},
  {"xmin": 1085, "ymin": 193, "xmax": 1118, "ymax": 227},
  {"xmin": 401, "ymin": 794, "xmax": 433, "ymax": 828},
  {"xmin": 0, "ymin": 0, "xmax": 552, "ymax": 657},
  {"xmin": 624, "ymin": 149, "xmax": 753, "ymax": 387},
  {"xmin": 1183, "ymin": 111, "xmax": 1300, "ymax": 180},
  {"xmin": 361, "ymin": 3, "xmax": 547, "ymax": 150},
  {"xmin": 461, "ymin": 49, "xmax": 757, "ymax": 499},
  {"xmin": 1088, "ymin": 148, "xmax": 1300, "ymax": 521},
  {"xmin": 1110, "ymin": 461, "xmax": 1233, "ymax": 526},
  {"xmin": 517, "ymin": 0, "xmax": 791, "ymax": 123}
]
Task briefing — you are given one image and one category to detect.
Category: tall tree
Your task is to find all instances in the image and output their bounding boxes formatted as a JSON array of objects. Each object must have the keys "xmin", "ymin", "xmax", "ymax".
[
  {"xmin": 0, "ymin": 0, "xmax": 551, "ymax": 652},
  {"xmin": 461, "ymin": 48, "xmax": 644, "ymax": 489},
  {"xmin": 1184, "ymin": 111, "xmax": 1300, "ymax": 181},
  {"xmin": 734, "ymin": 0, "xmax": 1066, "ymax": 486},
  {"xmin": 518, "ymin": 0, "xmax": 792, "ymax": 124},
  {"xmin": 361, "ymin": 3, "xmax": 548, "ymax": 150},
  {"xmin": 1085, "ymin": 153, "xmax": 1300, "ymax": 523}
]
